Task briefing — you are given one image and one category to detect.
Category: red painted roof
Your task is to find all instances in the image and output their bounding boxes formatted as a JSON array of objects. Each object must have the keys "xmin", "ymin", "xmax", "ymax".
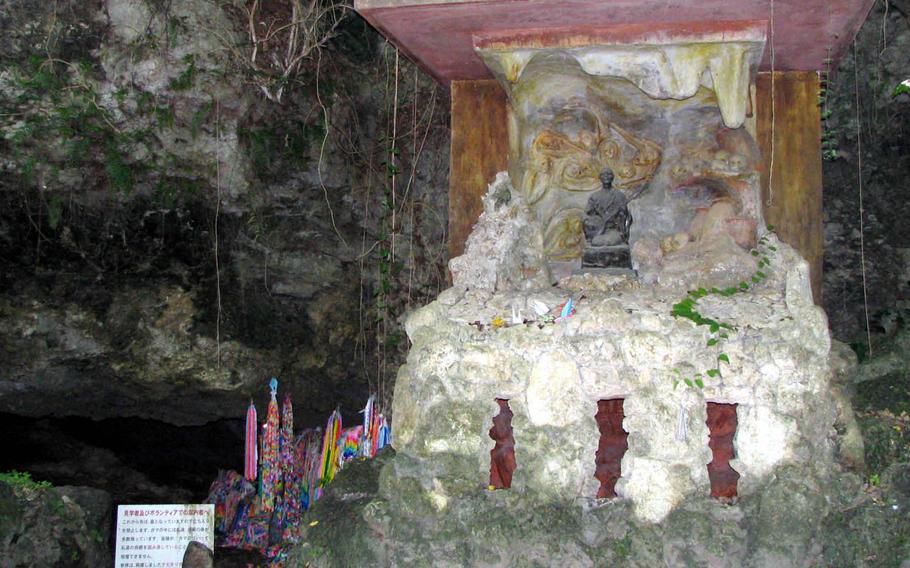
[{"xmin": 355, "ymin": 0, "xmax": 875, "ymax": 85}]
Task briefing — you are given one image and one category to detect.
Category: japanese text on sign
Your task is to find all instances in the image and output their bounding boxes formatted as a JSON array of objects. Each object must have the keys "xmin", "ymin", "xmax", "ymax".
[{"xmin": 114, "ymin": 504, "xmax": 214, "ymax": 568}]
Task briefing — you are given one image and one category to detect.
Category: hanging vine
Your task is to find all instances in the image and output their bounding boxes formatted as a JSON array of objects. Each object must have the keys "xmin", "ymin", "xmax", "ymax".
[
  {"xmin": 225, "ymin": 0, "xmax": 349, "ymax": 102},
  {"xmin": 670, "ymin": 227, "xmax": 778, "ymax": 389}
]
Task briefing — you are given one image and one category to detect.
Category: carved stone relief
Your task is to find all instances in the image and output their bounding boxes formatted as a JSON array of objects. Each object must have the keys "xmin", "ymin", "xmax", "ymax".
[
  {"xmin": 479, "ymin": 34, "xmax": 766, "ymax": 284},
  {"xmin": 521, "ymin": 107, "xmax": 662, "ymax": 262}
]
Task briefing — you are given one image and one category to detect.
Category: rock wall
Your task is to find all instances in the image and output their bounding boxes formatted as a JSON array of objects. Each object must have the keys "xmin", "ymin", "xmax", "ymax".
[
  {"xmin": 822, "ymin": 0, "xmax": 910, "ymax": 343},
  {"xmin": 0, "ymin": 478, "xmax": 112, "ymax": 568},
  {"xmin": 0, "ymin": 0, "xmax": 450, "ymax": 426}
]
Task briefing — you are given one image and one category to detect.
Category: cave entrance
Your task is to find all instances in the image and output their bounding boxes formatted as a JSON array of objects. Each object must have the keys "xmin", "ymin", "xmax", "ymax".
[
  {"xmin": 706, "ymin": 402, "xmax": 740, "ymax": 498},
  {"xmin": 489, "ymin": 398, "xmax": 516, "ymax": 489},
  {"xmin": 594, "ymin": 398, "xmax": 629, "ymax": 498}
]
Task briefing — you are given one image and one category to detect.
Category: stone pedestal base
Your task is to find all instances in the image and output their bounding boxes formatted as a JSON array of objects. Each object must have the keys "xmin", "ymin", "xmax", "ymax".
[{"xmin": 582, "ymin": 244, "xmax": 631, "ymax": 268}]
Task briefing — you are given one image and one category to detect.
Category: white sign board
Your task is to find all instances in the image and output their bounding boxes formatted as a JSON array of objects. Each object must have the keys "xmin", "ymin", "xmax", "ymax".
[{"xmin": 114, "ymin": 504, "xmax": 215, "ymax": 568}]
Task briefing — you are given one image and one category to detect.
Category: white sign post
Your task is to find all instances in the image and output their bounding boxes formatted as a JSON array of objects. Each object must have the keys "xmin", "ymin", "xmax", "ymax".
[{"xmin": 114, "ymin": 504, "xmax": 215, "ymax": 568}]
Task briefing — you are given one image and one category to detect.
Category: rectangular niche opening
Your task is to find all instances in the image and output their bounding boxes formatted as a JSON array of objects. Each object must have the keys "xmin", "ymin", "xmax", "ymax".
[
  {"xmin": 489, "ymin": 398, "xmax": 516, "ymax": 489},
  {"xmin": 594, "ymin": 398, "xmax": 629, "ymax": 498},
  {"xmin": 706, "ymin": 402, "xmax": 741, "ymax": 498}
]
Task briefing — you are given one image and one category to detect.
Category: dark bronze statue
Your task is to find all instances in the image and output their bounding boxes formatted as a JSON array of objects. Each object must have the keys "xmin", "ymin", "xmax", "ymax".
[
  {"xmin": 581, "ymin": 168, "xmax": 633, "ymax": 268},
  {"xmin": 583, "ymin": 168, "xmax": 630, "ymax": 246}
]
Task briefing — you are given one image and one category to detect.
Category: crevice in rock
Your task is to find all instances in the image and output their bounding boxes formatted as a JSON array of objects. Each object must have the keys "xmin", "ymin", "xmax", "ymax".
[
  {"xmin": 489, "ymin": 398, "xmax": 516, "ymax": 489},
  {"xmin": 594, "ymin": 398, "xmax": 629, "ymax": 498},
  {"xmin": 706, "ymin": 402, "xmax": 740, "ymax": 498}
]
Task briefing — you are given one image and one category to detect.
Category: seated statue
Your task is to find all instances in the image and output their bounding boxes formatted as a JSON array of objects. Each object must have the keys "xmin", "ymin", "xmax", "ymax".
[
  {"xmin": 583, "ymin": 168, "xmax": 630, "ymax": 246},
  {"xmin": 581, "ymin": 168, "xmax": 633, "ymax": 268}
]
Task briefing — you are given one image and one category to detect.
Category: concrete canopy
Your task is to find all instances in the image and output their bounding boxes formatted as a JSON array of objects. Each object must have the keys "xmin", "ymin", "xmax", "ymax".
[{"xmin": 354, "ymin": 0, "xmax": 876, "ymax": 86}]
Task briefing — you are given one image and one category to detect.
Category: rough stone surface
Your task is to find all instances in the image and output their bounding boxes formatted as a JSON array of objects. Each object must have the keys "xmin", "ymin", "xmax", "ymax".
[
  {"xmin": 289, "ymin": 448, "xmax": 903, "ymax": 568},
  {"xmin": 0, "ymin": 0, "xmax": 450, "ymax": 425},
  {"xmin": 449, "ymin": 173, "xmax": 553, "ymax": 293},
  {"xmin": 394, "ymin": 178, "xmax": 835, "ymax": 523},
  {"xmin": 822, "ymin": 1, "xmax": 910, "ymax": 343},
  {"xmin": 0, "ymin": 480, "xmax": 112, "ymax": 568},
  {"xmin": 478, "ymin": 27, "xmax": 765, "ymax": 128},
  {"xmin": 489, "ymin": 51, "xmax": 766, "ymax": 285},
  {"xmin": 182, "ymin": 541, "xmax": 214, "ymax": 568},
  {"xmin": 290, "ymin": 169, "xmax": 871, "ymax": 566}
]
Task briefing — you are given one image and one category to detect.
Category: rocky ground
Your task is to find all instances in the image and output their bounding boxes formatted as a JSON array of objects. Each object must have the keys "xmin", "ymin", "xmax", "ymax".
[
  {"xmin": 0, "ymin": 473, "xmax": 112, "ymax": 568},
  {"xmin": 292, "ymin": 451, "xmax": 910, "ymax": 567}
]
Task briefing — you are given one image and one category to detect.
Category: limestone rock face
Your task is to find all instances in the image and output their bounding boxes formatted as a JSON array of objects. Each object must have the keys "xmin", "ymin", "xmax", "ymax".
[
  {"xmin": 0, "ymin": 0, "xmax": 450, "ymax": 426},
  {"xmin": 394, "ymin": 177, "xmax": 838, "ymax": 524},
  {"xmin": 449, "ymin": 173, "xmax": 553, "ymax": 293},
  {"xmin": 290, "ymin": 449, "xmax": 892, "ymax": 568},
  {"xmin": 0, "ymin": 481, "xmax": 112, "ymax": 568}
]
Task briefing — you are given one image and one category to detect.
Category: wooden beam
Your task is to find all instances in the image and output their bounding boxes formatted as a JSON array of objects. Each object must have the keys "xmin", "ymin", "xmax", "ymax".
[
  {"xmin": 448, "ymin": 79, "xmax": 510, "ymax": 260},
  {"xmin": 755, "ymin": 71, "xmax": 824, "ymax": 303}
]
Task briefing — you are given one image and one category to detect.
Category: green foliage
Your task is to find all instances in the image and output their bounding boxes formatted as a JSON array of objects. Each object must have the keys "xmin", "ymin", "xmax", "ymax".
[
  {"xmin": 0, "ymin": 470, "xmax": 52, "ymax": 490},
  {"xmin": 104, "ymin": 145, "xmax": 134, "ymax": 196},
  {"xmin": 168, "ymin": 55, "xmax": 197, "ymax": 91},
  {"xmin": 190, "ymin": 101, "xmax": 213, "ymax": 139},
  {"xmin": 612, "ymin": 535, "xmax": 632, "ymax": 559},
  {"xmin": 155, "ymin": 105, "xmax": 175, "ymax": 129},
  {"xmin": 238, "ymin": 121, "xmax": 316, "ymax": 179},
  {"xmin": 5, "ymin": 52, "xmax": 222, "ymax": 203},
  {"xmin": 819, "ymin": 56, "xmax": 841, "ymax": 161},
  {"xmin": 373, "ymin": 150, "xmax": 400, "ymax": 326},
  {"xmin": 670, "ymin": 227, "xmax": 778, "ymax": 390},
  {"xmin": 47, "ymin": 195, "xmax": 63, "ymax": 230},
  {"xmin": 849, "ymin": 341, "xmax": 869, "ymax": 363},
  {"xmin": 858, "ymin": 412, "xmax": 910, "ymax": 478},
  {"xmin": 5, "ymin": 55, "xmax": 141, "ymax": 195},
  {"xmin": 153, "ymin": 178, "xmax": 199, "ymax": 208},
  {"xmin": 15, "ymin": 55, "xmax": 65, "ymax": 94}
]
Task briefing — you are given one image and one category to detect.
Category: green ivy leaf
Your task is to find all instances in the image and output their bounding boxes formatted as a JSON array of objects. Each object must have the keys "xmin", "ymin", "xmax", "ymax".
[
  {"xmin": 695, "ymin": 378, "xmax": 705, "ymax": 388},
  {"xmin": 739, "ymin": 282, "xmax": 749, "ymax": 290},
  {"xmin": 707, "ymin": 338, "xmax": 719, "ymax": 347},
  {"xmin": 718, "ymin": 354, "xmax": 730, "ymax": 364},
  {"xmin": 751, "ymin": 250, "xmax": 760, "ymax": 257},
  {"xmin": 684, "ymin": 378, "xmax": 694, "ymax": 388},
  {"xmin": 706, "ymin": 369, "xmax": 720, "ymax": 378},
  {"xmin": 756, "ymin": 271, "xmax": 766, "ymax": 278}
]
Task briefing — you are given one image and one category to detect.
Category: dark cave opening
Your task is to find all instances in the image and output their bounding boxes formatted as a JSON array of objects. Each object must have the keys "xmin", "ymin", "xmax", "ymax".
[
  {"xmin": 0, "ymin": 412, "xmax": 243, "ymax": 504},
  {"xmin": 594, "ymin": 398, "xmax": 629, "ymax": 499},
  {"xmin": 706, "ymin": 402, "xmax": 740, "ymax": 498},
  {"xmin": 489, "ymin": 398, "xmax": 516, "ymax": 489}
]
